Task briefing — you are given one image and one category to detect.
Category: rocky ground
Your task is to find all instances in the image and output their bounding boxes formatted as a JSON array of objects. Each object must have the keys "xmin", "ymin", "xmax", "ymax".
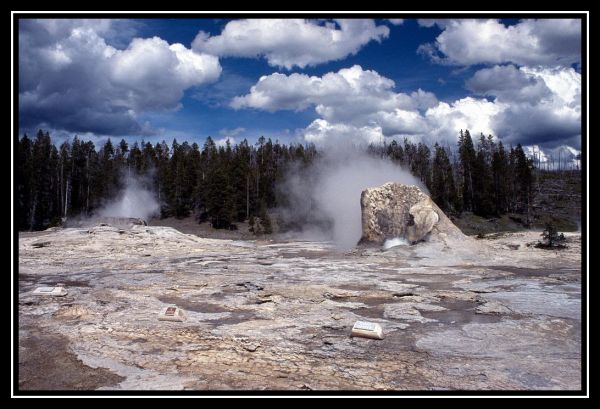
[
  {"xmin": 17, "ymin": 224, "xmax": 582, "ymax": 391},
  {"xmin": 147, "ymin": 217, "xmax": 258, "ymax": 241}
]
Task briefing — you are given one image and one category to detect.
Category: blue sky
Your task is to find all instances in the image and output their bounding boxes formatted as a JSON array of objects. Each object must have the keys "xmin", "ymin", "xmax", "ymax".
[
  {"xmin": 18, "ymin": 17, "xmax": 583, "ymax": 162},
  {"xmin": 129, "ymin": 19, "xmax": 474, "ymax": 141}
]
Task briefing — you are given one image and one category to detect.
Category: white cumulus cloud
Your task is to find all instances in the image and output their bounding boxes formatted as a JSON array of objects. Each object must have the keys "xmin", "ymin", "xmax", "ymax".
[
  {"xmin": 466, "ymin": 64, "xmax": 552, "ymax": 104},
  {"xmin": 233, "ymin": 65, "xmax": 484, "ymax": 145},
  {"xmin": 192, "ymin": 19, "xmax": 390, "ymax": 69},
  {"xmin": 465, "ymin": 65, "xmax": 581, "ymax": 147},
  {"xmin": 418, "ymin": 18, "xmax": 581, "ymax": 67},
  {"xmin": 233, "ymin": 65, "xmax": 501, "ymax": 146},
  {"xmin": 303, "ymin": 119, "xmax": 385, "ymax": 146},
  {"xmin": 425, "ymin": 97, "xmax": 504, "ymax": 142},
  {"xmin": 232, "ymin": 65, "xmax": 427, "ymax": 126},
  {"xmin": 19, "ymin": 19, "xmax": 222, "ymax": 136},
  {"xmin": 110, "ymin": 37, "xmax": 221, "ymax": 112},
  {"xmin": 234, "ymin": 63, "xmax": 581, "ymax": 152},
  {"xmin": 387, "ymin": 19, "xmax": 405, "ymax": 25}
]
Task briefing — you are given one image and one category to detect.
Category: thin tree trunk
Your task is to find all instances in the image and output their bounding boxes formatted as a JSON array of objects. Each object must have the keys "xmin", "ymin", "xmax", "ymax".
[
  {"xmin": 69, "ymin": 152, "xmax": 76, "ymax": 215},
  {"xmin": 64, "ymin": 179, "xmax": 69, "ymax": 219},
  {"xmin": 86, "ymin": 154, "xmax": 90, "ymax": 216},
  {"xmin": 57, "ymin": 167, "xmax": 61, "ymax": 219},
  {"xmin": 526, "ymin": 193, "xmax": 531, "ymax": 227},
  {"xmin": 60, "ymin": 159, "xmax": 64, "ymax": 214}
]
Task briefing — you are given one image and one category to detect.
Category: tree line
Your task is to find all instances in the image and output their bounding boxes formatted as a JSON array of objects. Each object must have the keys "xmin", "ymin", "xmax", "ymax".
[
  {"xmin": 370, "ymin": 129, "xmax": 535, "ymax": 223},
  {"xmin": 17, "ymin": 129, "xmax": 534, "ymax": 231},
  {"xmin": 17, "ymin": 130, "xmax": 318, "ymax": 231}
]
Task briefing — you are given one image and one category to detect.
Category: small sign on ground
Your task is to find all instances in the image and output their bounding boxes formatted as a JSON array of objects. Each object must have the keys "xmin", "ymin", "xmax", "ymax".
[
  {"xmin": 351, "ymin": 321, "xmax": 384, "ymax": 340},
  {"xmin": 158, "ymin": 306, "xmax": 186, "ymax": 322},
  {"xmin": 32, "ymin": 286, "xmax": 68, "ymax": 297}
]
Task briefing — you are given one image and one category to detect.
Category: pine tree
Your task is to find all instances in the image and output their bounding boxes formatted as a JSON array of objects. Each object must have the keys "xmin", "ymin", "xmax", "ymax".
[
  {"xmin": 387, "ymin": 139, "xmax": 405, "ymax": 164},
  {"xmin": 141, "ymin": 141, "xmax": 156, "ymax": 174},
  {"xmin": 17, "ymin": 134, "xmax": 34, "ymax": 229},
  {"xmin": 537, "ymin": 223, "xmax": 566, "ymax": 248},
  {"xmin": 128, "ymin": 142, "xmax": 142, "ymax": 175},
  {"xmin": 194, "ymin": 137, "xmax": 217, "ymax": 221},
  {"xmin": 82, "ymin": 141, "xmax": 97, "ymax": 215},
  {"xmin": 169, "ymin": 139, "xmax": 196, "ymax": 218},
  {"xmin": 458, "ymin": 129, "xmax": 476, "ymax": 212},
  {"xmin": 30, "ymin": 130, "xmax": 54, "ymax": 229},
  {"xmin": 232, "ymin": 139, "xmax": 252, "ymax": 221},
  {"xmin": 412, "ymin": 143, "xmax": 432, "ymax": 189},
  {"xmin": 98, "ymin": 138, "xmax": 117, "ymax": 203},
  {"xmin": 471, "ymin": 134, "xmax": 495, "ymax": 216},
  {"xmin": 431, "ymin": 143, "xmax": 458, "ymax": 212},
  {"xmin": 118, "ymin": 139, "xmax": 129, "ymax": 173},
  {"xmin": 492, "ymin": 141, "xmax": 509, "ymax": 214},
  {"xmin": 48, "ymin": 144, "xmax": 61, "ymax": 225},
  {"xmin": 514, "ymin": 144, "xmax": 534, "ymax": 225},
  {"xmin": 154, "ymin": 141, "xmax": 171, "ymax": 216},
  {"xmin": 205, "ymin": 158, "xmax": 234, "ymax": 229}
]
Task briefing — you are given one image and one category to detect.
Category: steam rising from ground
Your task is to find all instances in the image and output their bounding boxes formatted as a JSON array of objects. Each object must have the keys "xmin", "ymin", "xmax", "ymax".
[
  {"xmin": 278, "ymin": 150, "xmax": 423, "ymax": 248},
  {"xmin": 97, "ymin": 175, "xmax": 159, "ymax": 220}
]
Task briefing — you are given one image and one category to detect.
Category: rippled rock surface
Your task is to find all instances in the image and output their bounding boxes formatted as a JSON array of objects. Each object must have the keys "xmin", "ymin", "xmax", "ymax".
[{"xmin": 18, "ymin": 224, "xmax": 581, "ymax": 391}]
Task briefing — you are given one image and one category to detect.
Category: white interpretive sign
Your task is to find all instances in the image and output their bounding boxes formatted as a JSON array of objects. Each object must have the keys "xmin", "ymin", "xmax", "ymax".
[
  {"xmin": 351, "ymin": 320, "xmax": 384, "ymax": 340},
  {"xmin": 32, "ymin": 286, "xmax": 68, "ymax": 297},
  {"xmin": 158, "ymin": 306, "xmax": 186, "ymax": 322}
]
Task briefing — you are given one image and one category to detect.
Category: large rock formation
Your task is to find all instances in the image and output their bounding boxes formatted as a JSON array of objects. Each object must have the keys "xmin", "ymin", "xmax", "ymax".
[{"xmin": 359, "ymin": 183, "xmax": 464, "ymax": 245}]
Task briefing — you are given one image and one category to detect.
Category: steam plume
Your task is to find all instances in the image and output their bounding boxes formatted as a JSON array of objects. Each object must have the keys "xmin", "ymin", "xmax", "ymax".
[
  {"xmin": 97, "ymin": 175, "xmax": 159, "ymax": 221},
  {"xmin": 278, "ymin": 148, "xmax": 423, "ymax": 248}
]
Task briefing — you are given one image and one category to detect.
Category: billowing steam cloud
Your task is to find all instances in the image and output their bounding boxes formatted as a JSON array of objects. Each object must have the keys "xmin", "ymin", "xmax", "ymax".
[
  {"xmin": 97, "ymin": 175, "xmax": 159, "ymax": 221},
  {"xmin": 278, "ymin": 150, "xmax": 423, "ymax": 248}
]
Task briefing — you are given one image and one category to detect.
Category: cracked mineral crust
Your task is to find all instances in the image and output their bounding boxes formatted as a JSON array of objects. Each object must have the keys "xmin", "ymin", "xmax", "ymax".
[{"xmin": 18, "ymin": 223, "xmax": 581, "ymax": 391}]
